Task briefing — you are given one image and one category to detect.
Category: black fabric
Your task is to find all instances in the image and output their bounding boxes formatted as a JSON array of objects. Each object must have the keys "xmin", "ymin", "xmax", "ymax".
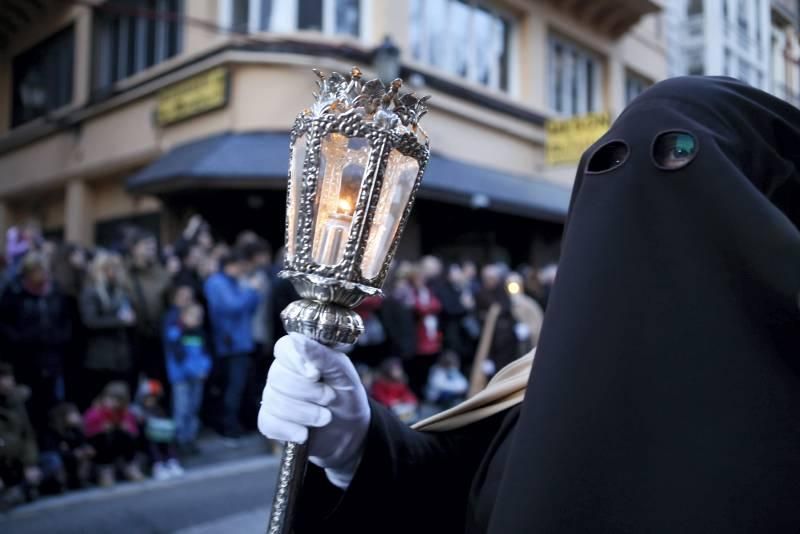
[
  {"xmin": 294, "ymin": 401, "xmax": 513, "ymax": 534},
  {"xmin": 292, "ymin": 76, "xmax": 800, "ymax": 533},
  {"xmin": 488, "ymin": 76, "xmax": 800, "ymax": 533}
]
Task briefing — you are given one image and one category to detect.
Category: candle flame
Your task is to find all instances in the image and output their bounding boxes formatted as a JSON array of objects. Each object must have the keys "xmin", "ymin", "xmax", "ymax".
[{"xmin": 337, "ymin": 199, "xmax": 352, "ymax": 214}]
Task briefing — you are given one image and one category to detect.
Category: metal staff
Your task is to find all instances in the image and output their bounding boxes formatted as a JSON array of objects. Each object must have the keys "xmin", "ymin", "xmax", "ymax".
[{"xmin": 267, "ymin": 67, "xmax": 431, "ymax": 534}]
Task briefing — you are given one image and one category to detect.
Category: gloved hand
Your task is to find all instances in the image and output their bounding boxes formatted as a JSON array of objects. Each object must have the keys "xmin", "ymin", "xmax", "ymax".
[{"xmin": 258, "ymin": 333, "xmax": 371, "ymax": 489}]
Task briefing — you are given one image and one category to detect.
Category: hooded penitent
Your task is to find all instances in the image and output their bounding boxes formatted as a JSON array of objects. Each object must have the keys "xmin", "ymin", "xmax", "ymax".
[{"xmin": 486, "ymin": 76, "xmax": 800, "ymax": 532}]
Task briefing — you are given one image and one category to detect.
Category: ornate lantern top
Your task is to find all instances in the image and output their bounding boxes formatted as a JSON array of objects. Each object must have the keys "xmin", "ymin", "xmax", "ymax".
[{"xmin": 303, "ymin": 67, "xmax": 430, "ymax": 136}]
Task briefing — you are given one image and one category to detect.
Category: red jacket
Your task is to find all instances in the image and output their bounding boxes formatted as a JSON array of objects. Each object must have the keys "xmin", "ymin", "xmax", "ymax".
[
  {"xmin": 83, "ymin": 405, "xmax": 139, "ymax": 438},
  {"xmin": 411, "ymin": 287, "xmax": 443, "ymax": 355},
  {"xmin": 371, "ymin": 379, "xmax": 418, "ymax": 408}
]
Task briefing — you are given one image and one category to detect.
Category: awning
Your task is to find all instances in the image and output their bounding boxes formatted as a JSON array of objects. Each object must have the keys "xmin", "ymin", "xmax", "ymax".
[{"xmin": 127, "ymin": 132, "xmax": 571, "ymax": 222}]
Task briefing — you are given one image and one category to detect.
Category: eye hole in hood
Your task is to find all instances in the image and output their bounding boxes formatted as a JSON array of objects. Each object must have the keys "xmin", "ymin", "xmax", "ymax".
[
  {"xmin": 652, "ymin": 131, "xmax": 699, "ymax": 170},
  {"xmin": 586, "ymin": 141, "xmax": 630, "ymax": 174}
]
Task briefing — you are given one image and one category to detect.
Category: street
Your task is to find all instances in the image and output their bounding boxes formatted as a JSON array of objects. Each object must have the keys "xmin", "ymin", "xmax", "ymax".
[{"xmin": 0, "ymin": 456, "xmax": 279, "ymax": 534}]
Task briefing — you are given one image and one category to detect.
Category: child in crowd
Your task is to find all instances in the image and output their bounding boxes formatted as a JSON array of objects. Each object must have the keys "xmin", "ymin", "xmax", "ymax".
[
  {"xmin": 83, "ymin": 381, "xmax": 144, "ymax": 487},
  {"xmin": 39, "ymin": 403, "xmax": 94, "ymax": 491},
  {"xmin": 132, "ymin": 380, "xmax": 183, "ymax": 480},
  {"xmin": 425, "ymin": 351, "xmax": 469, "ymax": 410},
  {"xmin": 0, "ymin": 363, "xmax": 41, "ymax": 510},
  {"xmin": 371, "ymin": 358, "xmax": 419, "ymax": 424},
  {"xmin": 164, "ymin": 298, "xmax": 212, "ymax": 456}
]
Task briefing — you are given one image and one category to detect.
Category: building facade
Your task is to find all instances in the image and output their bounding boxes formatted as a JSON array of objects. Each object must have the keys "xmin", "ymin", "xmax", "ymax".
[
  {"xmin": 667, "ymin": 0, "xmax": 800, "ymax": 104},
  {"xmin": 0, "ymin": 0, "xmax": 666, "ymax": 265}
]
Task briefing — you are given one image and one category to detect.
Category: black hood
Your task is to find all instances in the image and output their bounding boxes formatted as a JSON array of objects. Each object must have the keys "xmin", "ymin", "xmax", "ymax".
[{"xmin": 488, "ymin": 76, "xmax": 800, "ymax": 533}]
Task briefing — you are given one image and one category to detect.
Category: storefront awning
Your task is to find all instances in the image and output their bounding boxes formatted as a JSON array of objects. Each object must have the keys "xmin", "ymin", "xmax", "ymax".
[{"xmin": 127, "ymin": 132, "xmax": 571, "ymax": 222}]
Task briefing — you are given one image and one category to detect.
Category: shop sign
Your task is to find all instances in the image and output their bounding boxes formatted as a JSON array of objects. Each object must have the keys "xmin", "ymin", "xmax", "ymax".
[
  {"xmin": 545, "ymin": 112, "xmax": 611, "ymax": 166},
  {"xmin": 156, "ymin": 67, "xmax": 229, "ymax": 126}
]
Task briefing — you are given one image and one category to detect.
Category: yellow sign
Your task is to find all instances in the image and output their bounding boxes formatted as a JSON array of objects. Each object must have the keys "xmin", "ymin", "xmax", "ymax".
[
  {"xmin": 156, "ymin": 67, "xmax": 228, "ymax": 126},
  {"xmin": 545, "ymin": 112, "xmax": 611, "ymax": 166}
]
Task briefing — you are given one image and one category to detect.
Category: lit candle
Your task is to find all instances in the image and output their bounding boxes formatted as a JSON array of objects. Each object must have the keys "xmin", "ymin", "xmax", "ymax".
[{"xmin": 317, "ymin": 198, "xmax": 353, "ymax": 265}]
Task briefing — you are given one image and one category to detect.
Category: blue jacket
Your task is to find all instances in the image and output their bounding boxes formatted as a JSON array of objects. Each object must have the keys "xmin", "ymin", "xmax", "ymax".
[
  {"xmin": 163, "ymin": 307, "xmax": 213, "ymax": 383},
  {"xmin": 204, "ymin": 272, "xmax": 260, "ymax": 357}
]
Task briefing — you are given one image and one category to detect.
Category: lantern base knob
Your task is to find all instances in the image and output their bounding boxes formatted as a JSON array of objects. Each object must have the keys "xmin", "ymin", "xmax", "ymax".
[{"xmin": 280, "ymin": 299, "xmax": 365, "ymax": 347}]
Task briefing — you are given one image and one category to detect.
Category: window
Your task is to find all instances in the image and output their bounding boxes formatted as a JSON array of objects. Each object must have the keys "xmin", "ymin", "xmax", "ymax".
[
  {"xmin": 92, "ymin": 0, "xmax": 183, "ymax": 92},
  {"xmin": 410, "ymin": 0, "xmax": 511, "ymax": 91},
  {"xmin": 724, "ymin": 47, "xmax": 732, "ymax": 76},
  {"xmin": 687, "ymin": 0, "xmax": 703, "ymax": 15},
  {"xmin": 548, "ymin": 35, "xmax": 603, "ymax": 116},
  {"xmin": 625, "ymin": 71, "xmax": 652, "ymax": 105},
  {"xmin": 12, "ymin": 25, "xmax": 75, "ymax": 127},
  {"xmin": 223, "ymin": 0, "xmax": 360, "ymax": 37}
]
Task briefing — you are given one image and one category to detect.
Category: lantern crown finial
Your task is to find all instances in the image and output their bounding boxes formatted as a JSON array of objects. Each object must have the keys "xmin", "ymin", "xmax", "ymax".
[{"xmin": 308, "ymin": 67, "xmax": 430, "ymax": 133}]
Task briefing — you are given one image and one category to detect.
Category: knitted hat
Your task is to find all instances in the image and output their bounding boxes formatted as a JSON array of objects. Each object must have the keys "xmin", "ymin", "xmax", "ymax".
[{"xmin": 137, "ymin": 379, "xmax": 163, "ymax": 399}]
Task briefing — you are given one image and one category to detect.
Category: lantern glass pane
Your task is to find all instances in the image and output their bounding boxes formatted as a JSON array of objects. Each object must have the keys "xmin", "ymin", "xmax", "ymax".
[
  {"xmin": 311, "ymin": 133, "xmax": 369, "ymax": 266},
  {"xmin": 361, "ymin": 150, "xmax": 419, "ymax": 279},
  {"xmin": 286, "ymin": 134, "xmax": 307, "ymax": 262}
]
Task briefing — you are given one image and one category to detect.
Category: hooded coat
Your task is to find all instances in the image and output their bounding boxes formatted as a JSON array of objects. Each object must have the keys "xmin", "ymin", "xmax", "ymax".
[{"xmin": 293, "ymin": 76, "xmax": 800, "ymax": 533}]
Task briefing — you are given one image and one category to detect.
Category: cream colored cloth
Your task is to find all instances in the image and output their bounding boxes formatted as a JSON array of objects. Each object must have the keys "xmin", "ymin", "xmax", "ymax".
[{"xmin": 412, "ymin": 349, "xmax": 535, "ymax": 432}]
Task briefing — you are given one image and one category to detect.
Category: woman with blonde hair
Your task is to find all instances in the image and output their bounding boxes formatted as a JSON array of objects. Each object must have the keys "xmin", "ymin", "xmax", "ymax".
[{"xmin": 78, "ymin": 251, "xmax": 137, "ymax": 408}]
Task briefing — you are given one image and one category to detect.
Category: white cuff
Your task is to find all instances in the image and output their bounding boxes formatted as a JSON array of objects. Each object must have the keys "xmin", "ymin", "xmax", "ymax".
[{"xmin": 323, "ymin": 449, "xmax": 363, "ymax": 490}]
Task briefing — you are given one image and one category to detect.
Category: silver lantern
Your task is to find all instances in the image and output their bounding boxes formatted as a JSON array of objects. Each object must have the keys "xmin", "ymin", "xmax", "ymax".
[{"xmin": 267, "ymin": 67, "xmax": 431, "ymax": 534}]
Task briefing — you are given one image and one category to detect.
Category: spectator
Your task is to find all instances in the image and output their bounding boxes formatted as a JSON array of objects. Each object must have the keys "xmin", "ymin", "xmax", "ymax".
[
  {"xmin": 164, "ymin": 299, "xmax": 211, "ymax": 456},
  {"xmin": 436, "ymin": 263, "xmax": 479, "ymax": 365},
  {"xmin": 50, "ymin": 243, "xmax": 88, "ymax": 300},
  {"xmin": 126, "ymin": 232, "xmax": 170, "ymax": 383},
  {"xmin": 132, "ymin": 380, "xmax": 183, "ymax": 481},
  {"xmin": 371, "ymin": 358, "xmax": 419, "ymax": 424},
  {"xmin": 83, "ymin": 381, "xmax": 143, "ymax": 487},
  {"xmin": 379, "ymin": 264, "xmax": 416, "ymax": 360},
  {"xmin": 461, "ymin": 260, "xmax": 481, "ymax": 296},
  {"xmin": 405, "ymin": 264, "xmax": 443, "ymax": 395},
  {"xmin": 0, "ymin": 252, "xmax": 72, "ymax": 431},
  {"xmin": 476, "ymin": 264, "xmax": 519, "ymax": 373},
  {"xmin": 268, "ymin": 247, "xmax": 300, "ymax": 342},
  {"xmin": 349, "ymin": 295, "xmax": 387, "ymax": 366},
  {"xmin": 49, "ymin": 243, "xmax": 89, "ymax": 406},
  {"xmin": 204, "ymin": 252, "xmax": 260, "ymax": 438},
  {"xmin": 5, "ymin": 223, "xmax": 42, "ymax": 272},
  {"xmin": 173, "ymin": 244, "xmax": 206, "ymax": 303},
  {"xmin": 506, "ymin": 272, "xmax": 544, "ymax": 354},
  {"xmin": 0, "ymin": 363, "xmax": 42, "ymax": 510},
  {"xmin": 39, "ymin": 403, "xmax": 94, "ymax": 492},
  {"xmin": 425, "ymin": 351, "xmax": 469, "ymax": 409},
  {"xmin": 241, "ymin": 239, "xmax": 273, "ymax": 356},
  {"xmin": 240, "ymin": 239, "xmax": 274, "ymax": 431},
  {"xmin": 79, "ymin": 251, "xmax": 137, "ymax": 407}
]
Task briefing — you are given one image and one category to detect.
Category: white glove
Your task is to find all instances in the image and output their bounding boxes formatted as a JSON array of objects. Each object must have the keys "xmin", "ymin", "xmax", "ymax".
[{"xmin": 258, "ymin": 333, "xmax": 370, "ymax": 489}]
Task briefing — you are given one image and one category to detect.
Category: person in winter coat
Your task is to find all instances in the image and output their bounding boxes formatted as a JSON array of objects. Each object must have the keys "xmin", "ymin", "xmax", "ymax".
[
  {"xmin": 126, "ymin": 232, "xmax": 170, "ymax": 383},
  {"xmin": 79, "ymin": 252, "xmax": 137, "ymax": 406},
  {"xmin": 204, "ymin": 252, "xmax": 260, "ymax": 437},
  {"xmin": 163, "ymin": 299, "xmax": 212, "ymax": 455},
  {"xmin": 38, "ymin": 402, "xmax": 94, "ymax": 491},
  {"xmin": 131, "ymin": 380, "xmax": 183, "ymax": 480},
  {"xmin": 403, "ymin": 265, "xmax": 443, "ymax": 395},
  {"xmin": 371, "ymin": 358, "xmax": 419, "ymax": 424},
  {"xmin": 0, "ymin": 252, "xmax": 72, "ymax": 431},
  {"xmin": 83, "ymin": 381, "xmax": 143, "ymax": 487},
  {"xmin": 476, "ymin": 264, "xmax": 520, "ymax": 373},
  {"xmin": 0, "ymin": 363, "xmax": 41, "ymax": 509},
  {"xmin": 377, "ymin": 264, "xmax": 416, "ymax": 360},
  {"xmin": 425, "ymin": 352, "xmax": 469, "ymax": 410},
  {"xmin": 436, "ymin": 263, "xmax": 479, "ymax": 366}
]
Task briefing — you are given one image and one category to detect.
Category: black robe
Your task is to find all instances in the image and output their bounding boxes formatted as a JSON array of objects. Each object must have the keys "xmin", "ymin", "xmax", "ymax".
[{"xmin": 294, "ymin": 76, "xmax": 800, "ymax": 532}]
